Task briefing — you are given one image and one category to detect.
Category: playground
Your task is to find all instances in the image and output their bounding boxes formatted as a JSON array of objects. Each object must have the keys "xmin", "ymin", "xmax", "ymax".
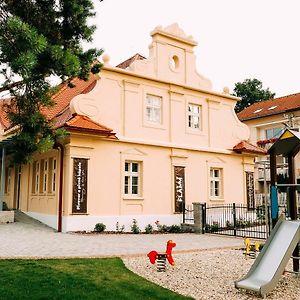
[{"xmin": 124, "ymin": 248, "xmax": 299, "ymax": 300}]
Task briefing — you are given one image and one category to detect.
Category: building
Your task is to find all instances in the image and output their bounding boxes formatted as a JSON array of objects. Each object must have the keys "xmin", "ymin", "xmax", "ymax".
[
  {"xmin": 0, "ymin": 24, "xmax": 263, "ymax": 232},
  {"xmin": 237, "ymin": 92, "xmax": 300, "ymax": 204}
]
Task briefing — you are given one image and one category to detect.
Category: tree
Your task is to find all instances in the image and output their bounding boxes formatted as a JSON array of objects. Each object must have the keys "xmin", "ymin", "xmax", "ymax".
[
  {"xmin": 233, "ymin": 78, "xmax": 275, "ymax": 113},
  {"xmin": 0, "ymin": 0, "xmax": 103, "ymax": 164}
]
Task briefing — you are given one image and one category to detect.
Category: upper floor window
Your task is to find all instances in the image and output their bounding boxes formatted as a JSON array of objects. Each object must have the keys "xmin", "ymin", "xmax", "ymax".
[
  {"xmin": 124, "ymin": 161, "xmax": 141, "ymax": 196},
  {"xmin": 210, "ymin": 168, "xmax": 222, "ymax": 198},
  {"xmin": 188, "ymin": 104, "xmax": 201, "ymax": 129},
  {"xmin": 145, "ymin": 94, "xmax": 162, "ymax": 124},
  {"xmin": 265, "ymin": 127, "xmax": 283, "ymax": 139}
]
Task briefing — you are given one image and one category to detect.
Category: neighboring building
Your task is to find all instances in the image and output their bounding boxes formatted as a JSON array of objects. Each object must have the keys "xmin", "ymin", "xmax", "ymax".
[
  {"xmin": 237, "ymin": 93, "xmax": 300, "ymax": 204},
  {"xmin": 0, "ymin": 24, "xmax": 263, "ymax": 232}
]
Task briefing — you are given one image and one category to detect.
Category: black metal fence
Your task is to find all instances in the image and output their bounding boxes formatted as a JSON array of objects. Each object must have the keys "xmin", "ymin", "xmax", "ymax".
[
  {"xmin": 183, "ymin": 202, "xmax": 296, "ymax": 239},
  {"xmin": 204, "ymin": 203, "xmax": 269, "ymax": 239}
]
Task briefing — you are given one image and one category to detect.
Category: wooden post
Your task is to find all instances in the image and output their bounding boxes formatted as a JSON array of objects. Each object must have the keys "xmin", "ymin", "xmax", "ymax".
[{"xmin": 287, "ymin": 154, "xmax": 299, "ymax": 273}]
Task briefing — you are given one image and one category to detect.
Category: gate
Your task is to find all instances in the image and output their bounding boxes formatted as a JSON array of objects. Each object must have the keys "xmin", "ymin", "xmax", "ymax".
[{"xmin": 205, "ymin": 203, "xmax": 269, "ymax": 239}]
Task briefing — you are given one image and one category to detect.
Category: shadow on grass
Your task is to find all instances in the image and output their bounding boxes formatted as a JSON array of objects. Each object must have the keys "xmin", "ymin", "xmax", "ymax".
[{"xmin": 0, "ymin": 258, "xmax": 193, "ymax": 300}]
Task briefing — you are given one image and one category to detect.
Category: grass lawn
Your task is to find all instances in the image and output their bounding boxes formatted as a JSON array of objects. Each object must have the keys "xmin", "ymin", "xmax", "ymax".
[{"xmin": 0, "ymin": 258, "xmax": 193, "ymax": 300}]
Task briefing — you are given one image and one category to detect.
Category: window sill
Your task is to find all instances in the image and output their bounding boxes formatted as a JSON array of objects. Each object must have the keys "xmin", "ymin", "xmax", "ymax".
[
  {"xmin": 142, "ymin": 122, "xmax": 165, "ymax": 130},
  {"xmin": 209, "ymin": 198, "xmax": 224, "ymax": 202},
  {"xmin": 186, "ymin": 128, "xmax": 204, "ymax": 136},
  {"xmin": 123, "ymin": 196, "xmax": 144, "ymax": 201}
]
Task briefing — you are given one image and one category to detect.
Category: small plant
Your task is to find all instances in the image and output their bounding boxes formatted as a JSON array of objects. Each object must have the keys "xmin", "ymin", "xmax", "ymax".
[
  {"xmin": 155, "ymin": 220, "xmax": 167, "ymax": 233},
  {"xmin": 3, "ymin": 202, "xmax": 9, "ymax": 211},
  {"xmin": 144, "ymin": 224, "xmax": 153, "ymax": 234},
  {"xmin": 130, "ymin": 219, "xmax": 141, "ymax": 234},
  {"xmin": 225, "ymin": 220, "xmax": 233, "ymax": 229},
  {"xmin": 204, "ymin": 223, "xmax": 211, "ymax": 233},
  {"xmin": 116, "ymin": 222, "xmax": 125, "ymax": 233},
  {"xmin": 94, "ymin": 223, "xmax": 106, "ymax": 232}
]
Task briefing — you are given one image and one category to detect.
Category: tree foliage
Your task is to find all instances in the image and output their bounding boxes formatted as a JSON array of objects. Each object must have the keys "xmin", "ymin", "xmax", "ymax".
[
  {"xmin": 233, "ymin": 78, "xmax": 275, "ymax": 113},
  {"xmin": 0, "ymin": 0, "xmax": 103, "ymax": 164}
]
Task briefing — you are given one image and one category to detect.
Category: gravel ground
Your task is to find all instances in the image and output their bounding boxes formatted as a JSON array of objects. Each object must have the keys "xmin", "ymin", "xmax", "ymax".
[{"xmin": 123, "ymin": 249, "xmax": 300, "ymax": 300}]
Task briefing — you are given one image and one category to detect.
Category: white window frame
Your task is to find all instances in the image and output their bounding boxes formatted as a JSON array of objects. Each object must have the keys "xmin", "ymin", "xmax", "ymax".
[
  {"xmin": 145, "ymin": 94, "xmax": 162, "ymax": 124},
  {"xmin": 210, "ymin": 168, "xmax": 222, "ymax": 199},
  {"xmin": 124, "ymin": 161, "xmax": 141, "ymax": 196},
  {"xmin": 188, "ymin": 103, "xmax": 201, "ymax": 130}
]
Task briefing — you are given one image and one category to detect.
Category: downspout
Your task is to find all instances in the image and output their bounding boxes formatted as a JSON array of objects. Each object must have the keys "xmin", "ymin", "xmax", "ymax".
[
  {"xmin": 0, "ymin": 146, "xmax": 5, "ymax": 211},
  {"xmin": 54, "ymin": 142, "xmax": 64, "ymax": 232}
]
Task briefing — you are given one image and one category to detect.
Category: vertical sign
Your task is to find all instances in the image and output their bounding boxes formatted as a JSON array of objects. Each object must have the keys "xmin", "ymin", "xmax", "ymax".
[
  {"xmin": 246, "ymin": 171, "xmax": 255, "ymax": 210},
  {"xmin": 174, "ymin": 166, "xmax": 185, "ymax": 213},
  {"xmin": 72, "ymin": 158, "xmax": 88, "ymax": 214}
]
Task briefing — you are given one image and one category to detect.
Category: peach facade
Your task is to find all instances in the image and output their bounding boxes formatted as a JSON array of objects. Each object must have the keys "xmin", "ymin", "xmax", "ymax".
[{"xmin": 1, "ymin": 24, "xmax": 256, "ymax": 232}]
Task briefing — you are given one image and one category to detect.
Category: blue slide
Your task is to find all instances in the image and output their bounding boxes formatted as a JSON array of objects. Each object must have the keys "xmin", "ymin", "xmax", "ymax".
[{"xmin": 235, "ymin": 218, "xmax": 300, "ymax": 297}]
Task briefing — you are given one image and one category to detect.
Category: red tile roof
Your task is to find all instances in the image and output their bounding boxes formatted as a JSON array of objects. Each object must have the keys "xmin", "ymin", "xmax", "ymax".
[
  {"xmin": 237, "ymin": 92, "xmax": 300, "ymax": 121},
  {"xmin": 233, "ymin": 140, "xmax": 267, "ymax": 155},
  {"xmin": 42, "ymin": 74, "xmax": 98, "ymax": 121},
  {"xmin": 0, "ymin": 98, "xmax": 12, "ymax": 129},
  {"xmin": 116, "ymin": 53, "xmax": 146, "ymax": 69},
  {"xmin": 64, "ymin": 114, "xmax": 116, "ymax": 138}
]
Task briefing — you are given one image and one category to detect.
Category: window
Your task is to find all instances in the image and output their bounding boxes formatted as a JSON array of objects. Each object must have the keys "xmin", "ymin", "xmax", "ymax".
[
  {"xmin": 51, "ymin": 158, "xmax": 57, "ymax": 193},
  {"xmin": 5, "ymin": 167, "xmax": 11, "ymax": 194},
  {"xmin": 265, "ymin": 128, "xmax": 283, "ymax": 139},
  {"xmin": 43, "ymin": 159, "xmax": 48, "ymax": 193},
  {"xmin": 145, "ymin": 94, "xmax": 162, "ymax": 124},
  {"xmin": 124, "ymin": 161, "xmax": 141, "ymax": 196},
  {"xmin": 34, "ymin": 161, "xmax": 40, "ymax": 194},
  {"xmin": 210, "ymin": 168, "xmax": 222, "ymax": 198},
  {"xmin": 188, "ymin": 104, "xmax": 201, "ymax": 129}
]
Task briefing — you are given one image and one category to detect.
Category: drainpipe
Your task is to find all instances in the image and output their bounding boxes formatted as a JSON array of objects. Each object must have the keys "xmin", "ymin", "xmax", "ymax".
[
  {"xmin": 54, "ymin": 142, "xmax": 64, "ymax": 232},
  {"xmin": 0, "ymin": 146, "xmax": 5, "ymax": 211}
]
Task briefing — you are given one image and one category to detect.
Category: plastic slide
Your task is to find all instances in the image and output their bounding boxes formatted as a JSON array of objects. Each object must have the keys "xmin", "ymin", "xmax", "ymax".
[{"xmin": 235, "ymin": 217, "xmax": 300, "ymax": 297}]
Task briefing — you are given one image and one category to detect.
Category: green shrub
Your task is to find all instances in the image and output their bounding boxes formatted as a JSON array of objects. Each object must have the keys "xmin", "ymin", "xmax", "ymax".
[
  {"xmin": 210, "ymin": 221, "xmax": 219, "ymax": 232},
  {"xmin": 168, "ymin": 224, "xmax": 182, "ymax": 233},
  {"xmin": 130, "ymin": 219, "xmax": 141, "ymax": 234},
  {"xmin": 144, "ymin": 224, "xmax": 153, "ymax": 234},
  {"xmin": 94, "ymin": 223, "xmax": 106, "ymax": 232}
]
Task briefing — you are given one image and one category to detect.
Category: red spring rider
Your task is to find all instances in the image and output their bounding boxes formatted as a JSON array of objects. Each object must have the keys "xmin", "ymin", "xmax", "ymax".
[{"xmin": 147, "ymin": 240, "xmax": 176, "ymax": 270}]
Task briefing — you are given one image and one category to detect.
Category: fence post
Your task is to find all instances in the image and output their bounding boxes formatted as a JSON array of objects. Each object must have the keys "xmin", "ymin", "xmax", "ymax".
[
  {"xmin": 193, "ymin": 202, "xmax": 205, "ymax": 234},
  {"xmin": 232, "ymin": 203, "xmax": 237, "ymax": 236}
]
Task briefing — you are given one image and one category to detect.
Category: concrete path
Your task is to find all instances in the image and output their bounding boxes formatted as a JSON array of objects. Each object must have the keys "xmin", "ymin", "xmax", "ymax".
[{"xmin": 0, "ymin": 212, "xmax": 245, "ymax": 258}]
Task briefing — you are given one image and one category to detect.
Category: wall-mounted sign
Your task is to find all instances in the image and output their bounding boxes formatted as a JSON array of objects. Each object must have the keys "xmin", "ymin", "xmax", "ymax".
[
  {"xmin": 246, "ymin": 171, "xmax": 255, "ymax": 210},
  {"xmin": 174, "ymin": 166, "xmax": 185, "ymax": 213},
  {"xmin": 72, "ymin": 158, "xmax": 88, "ymax": 214}
]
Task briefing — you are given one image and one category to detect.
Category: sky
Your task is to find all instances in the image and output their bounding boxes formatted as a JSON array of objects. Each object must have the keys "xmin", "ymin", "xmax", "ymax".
[{"xmin": 89, "ymin": 0, "xmax": 300, "ymax": 98}]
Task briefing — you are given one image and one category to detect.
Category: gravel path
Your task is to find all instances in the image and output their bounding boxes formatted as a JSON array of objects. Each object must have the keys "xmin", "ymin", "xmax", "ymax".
[{"xmin": 123, "ymin": 249, "xmax": 300, "ymax": 300}]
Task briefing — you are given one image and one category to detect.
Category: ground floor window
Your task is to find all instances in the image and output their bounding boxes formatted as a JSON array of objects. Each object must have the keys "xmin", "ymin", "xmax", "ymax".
[
  {"xmin": 210, "ymin": 168, "xmax": 222, "ymax": 198},
  {"xmin": 124, "ymin": 161, "xmax": 141, "ymax": 196}
]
